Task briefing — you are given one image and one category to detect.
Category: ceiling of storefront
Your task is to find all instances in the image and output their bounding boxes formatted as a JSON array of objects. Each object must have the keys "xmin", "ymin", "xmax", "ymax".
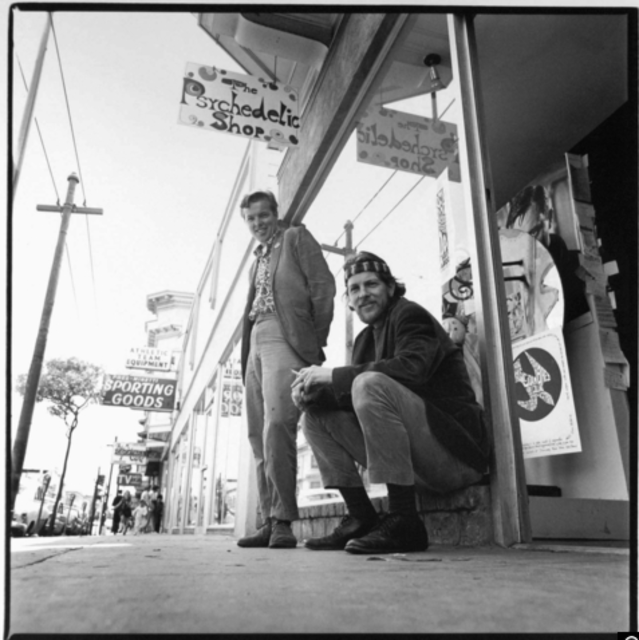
[
  {"xmin": 199, "ymin": 12, "xmax": 629, "ymax": 209},
  {"xmin": 474, "ymin": 13, "xmax": 628, "ymax": 208}
]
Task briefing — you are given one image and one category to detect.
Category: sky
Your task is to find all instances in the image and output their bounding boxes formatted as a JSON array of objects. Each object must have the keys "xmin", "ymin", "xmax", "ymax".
[
  {"xmin": 6, "ymin": 6, "xmax": 449, "ymax": 499},
  {"xmin": 6, "ymin": 1, "xmax": 630, "ymax": 501},
  {"xmin": 8, "ymin": 8, "xmax": 250, "ymax": 496}
]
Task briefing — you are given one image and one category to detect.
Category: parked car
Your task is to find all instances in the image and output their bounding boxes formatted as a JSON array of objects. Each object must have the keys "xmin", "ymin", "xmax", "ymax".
[
  {"xmin": 63, "ymin": 507, "xmax": 84, "ymax": 535},
  {"xmin": 297, "ymin": 488, "xmax": 342, "ymax": 507},
  {"xmin": 16, "ymin": 500, "xmax": 51, "ymax": 537},
  {"xmin": 11, "ymin": 513, "xmax": 29, "ymax": 538}
]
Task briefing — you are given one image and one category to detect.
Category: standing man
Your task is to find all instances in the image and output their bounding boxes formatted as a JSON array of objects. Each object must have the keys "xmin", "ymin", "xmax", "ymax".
[
  {"xmin": 238, "ymin": 190, "xmax": 336, "ymax": 549},
  {"xmin": 292, "ymin": 252, "xmax": 490, "ymax": 554}
]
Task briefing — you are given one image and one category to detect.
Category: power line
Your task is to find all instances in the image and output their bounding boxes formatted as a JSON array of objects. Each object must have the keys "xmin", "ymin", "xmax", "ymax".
[
  {"xmin": 325, "ymin": 170, "xmax": 398, "ymax": 256},
  {"xmin": 16, "ymin": 55, "xmax": 60, "ymax": 203},
  {"xmin": 16, "ymin": 50, "xmax": 80, "ymax": 318},
  {"xmin": 331, "ymin": 174, "xmax": 427, "ymax": 280},
  {"xmin": 49, "ymin": 15, "xmax": 87, "ymax": 204},
  {"xmin": 356, "ymin": 175, "xmax": 426, "ymax": 248},
  {"xmin": 50, "ymin": 14, "xmax": 100, "ymax": 318}
]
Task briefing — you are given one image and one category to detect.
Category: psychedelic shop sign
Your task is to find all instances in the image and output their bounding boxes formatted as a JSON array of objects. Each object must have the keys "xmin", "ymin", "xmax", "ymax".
[
  {"xmin": 356, "ymin": 106, "xmax": 460, "ymax": 181},
  {"xmin": 125, "ymin": 347, "xmax": 173, "ymax": 372},
  {"xmin": 102, "ymin": 375, "xmax": 176, "ymax": 412},
  {"xmin": 512, "ymin": 327, "xmax": 581, "ymax": 458},
  {"xmin": 179, "ymin": 64, "xmax": 300, "ymax": 146}
]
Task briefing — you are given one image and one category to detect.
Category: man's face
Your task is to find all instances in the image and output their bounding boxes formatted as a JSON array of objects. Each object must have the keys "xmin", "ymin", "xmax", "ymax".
[
  {"xmin": 347, "ymin": 271, "xmax": 395, "ymax": 328},
  {"xmin": 243, "ymin": 198, "xmax": 278, "ymax": 244}
]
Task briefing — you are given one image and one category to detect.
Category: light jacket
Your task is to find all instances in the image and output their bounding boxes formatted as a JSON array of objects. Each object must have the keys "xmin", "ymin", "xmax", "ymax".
[{"xmin": 241, "ymin": 222, "xmax": 336, "ymax": 381}]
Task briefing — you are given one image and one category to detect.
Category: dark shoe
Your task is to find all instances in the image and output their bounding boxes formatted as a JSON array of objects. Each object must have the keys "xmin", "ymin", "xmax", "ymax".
[
  {"xmin": 269, "ymin": 521, "xmax": 297, "ymax": 548},
  {"xmin": 344, "ymin": 512, "xmax": 429, "ymax": 555},
  {"xmin": 237, "ymin": 521, "xmax": 272, "ymax": 548},
  {"xmin": 305, "ymin": 514, "xmax": 379, "ymax": 550}
]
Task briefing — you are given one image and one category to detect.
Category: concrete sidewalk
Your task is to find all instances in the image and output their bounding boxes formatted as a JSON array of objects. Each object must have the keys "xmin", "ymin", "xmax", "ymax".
[{"xmin": 8, "ymin": 532, "xmax": 631, "ymax": 635}]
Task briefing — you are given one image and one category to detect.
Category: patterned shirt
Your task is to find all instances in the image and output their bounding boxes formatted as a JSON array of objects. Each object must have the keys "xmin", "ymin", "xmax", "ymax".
[{"xmin": 248, "ymin": 229, "xmax": 282, "ymax": 320}]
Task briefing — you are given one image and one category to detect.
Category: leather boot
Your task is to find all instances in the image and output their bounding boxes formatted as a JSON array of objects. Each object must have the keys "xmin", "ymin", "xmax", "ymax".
[{"xmin": 237, "ymin": 519, "xmax": 272, "ymax": 548}]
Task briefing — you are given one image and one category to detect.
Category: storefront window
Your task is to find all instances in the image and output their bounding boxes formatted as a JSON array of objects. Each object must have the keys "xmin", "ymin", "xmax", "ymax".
[
  {"xmin": 208, "ymin": 349, "xmax": 243, "ymax": 527},
  {"xmin": 300, "ymin": 15, "xmax": 484, "ymax": 498},
  {"xmin": 173, "ymin": 426, "xmax": 189, "ymax": 528},
  {"xmin": 186, "ymin": 406, "xmax": 206, "ymax": 527},
  {"xmin": 471, "ymin": 13, "xmax": 631, "ymax": 508},
  {"xmin": 197, "ymin": 407, "xmax": 213, "ymax": 527}
]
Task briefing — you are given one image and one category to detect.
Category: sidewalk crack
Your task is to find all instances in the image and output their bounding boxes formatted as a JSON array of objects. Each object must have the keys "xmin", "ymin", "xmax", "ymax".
[{"xmin": 13, "ymin": 547, "xmax": 81, "ymax": 569}]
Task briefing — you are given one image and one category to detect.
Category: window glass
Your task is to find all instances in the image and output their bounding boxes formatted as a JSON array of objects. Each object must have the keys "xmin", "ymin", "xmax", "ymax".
[
  {"xmin": 186, "ymin": 405, "xmax": 206, "ymax": 527},
  {"xmin": 300, "ymin": 15, "xmax": 485, "ymax": 497},
  {"xmin": 208, "ymin": 348, "xmax": 243, "ymax": 526}
]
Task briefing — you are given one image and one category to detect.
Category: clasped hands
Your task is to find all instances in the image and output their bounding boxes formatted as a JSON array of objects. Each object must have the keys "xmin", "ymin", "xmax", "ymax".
[{"xmin": 290, "ymin": 365, "xmax": 332, "ymax": 411}]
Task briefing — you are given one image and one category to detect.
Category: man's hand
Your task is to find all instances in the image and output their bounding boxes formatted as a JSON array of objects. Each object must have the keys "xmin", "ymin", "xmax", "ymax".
[
  {"xmin": 291, "ymin": 365, "xmax": 333, "ymax": 393},
  {"xmin": 291, "ymin": 365, "xmax": 333, "ymax": 410}
]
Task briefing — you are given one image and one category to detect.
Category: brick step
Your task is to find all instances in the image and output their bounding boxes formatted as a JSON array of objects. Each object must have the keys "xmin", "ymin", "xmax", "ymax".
[{"xmin": 293, "ymin": 485, "xmax": 493, "ymax": 547}]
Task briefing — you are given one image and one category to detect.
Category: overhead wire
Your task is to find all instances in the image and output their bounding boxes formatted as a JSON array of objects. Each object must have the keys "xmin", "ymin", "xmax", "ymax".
[
  {"xmin": 325, "ymin": 169, "xmax": 399, "ymax": 278},
  {"xmin": 15, "ymin": 48, "xmax": 80, "ymax": 320},
  {"xmin": 49, "ymin": 13, "xmax": 100, "ymax": 318},
  {"xmin": 332, "ymin": 174, "xmax": 427, "ymax": 280},
  {"xmin": 15, "ymin": 56, "xmax": 60, "ymax": 203},
  {"xmin": 356, "ymin": 175, "xmax": 426, "ymax": 248}
]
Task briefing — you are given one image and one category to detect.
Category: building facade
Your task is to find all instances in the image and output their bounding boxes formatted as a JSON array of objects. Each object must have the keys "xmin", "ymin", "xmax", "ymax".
[{"xmin": 164, "ymin": 11, "xmax": 635, "ymax": 545}]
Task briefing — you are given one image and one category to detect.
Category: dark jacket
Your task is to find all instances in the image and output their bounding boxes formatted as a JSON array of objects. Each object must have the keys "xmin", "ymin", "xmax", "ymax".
[
  {"xmin": 241, "ymin": 223, "xmax": 336, "ymax": 382},
  {"xmin": 331, "ymin": 297, "xmax": 490, "ymax": 473}
]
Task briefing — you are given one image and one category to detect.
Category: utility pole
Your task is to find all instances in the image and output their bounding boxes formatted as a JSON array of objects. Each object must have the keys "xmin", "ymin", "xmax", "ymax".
[
  {"xmin": 88, "ymin": 467, "xmax": 102, "ymax": 536},
  {"xmin": 321, "ymin": 220, "xmax": 355, "ymax": 363},
  {"xmin": 35, "ymin": 471, "xmax": 51, "ymax": 535},
  {"xmin": 10, "ymin": 173, "xmax": 104, "ymax": 513},
  {"xmin": 13, "ymin": 13, "xmax": 51, "ymax": 199}
]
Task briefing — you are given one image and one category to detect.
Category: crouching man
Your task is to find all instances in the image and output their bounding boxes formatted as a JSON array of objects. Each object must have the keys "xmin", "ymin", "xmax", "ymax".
[{"xmin": 292, "ymin": 252, "xmax": 490, "ymax": 554}]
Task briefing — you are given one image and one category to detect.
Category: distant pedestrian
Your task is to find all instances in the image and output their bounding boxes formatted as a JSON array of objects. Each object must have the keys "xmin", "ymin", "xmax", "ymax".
[
  {"xmin": 111, "ymin": 490, "xmax": 123, "ymax": 535},
  {"xmin": 153, "ymin": 494, "xmax": 164, "ymax": 533},
  {"xmin": 120, "ymin": 491, "xmax": 133, "ymax": 535},
  {"xmin": 132, "ymin": 500, "xmax": 148, "ymax": 535},
  {"xmin": 143, "ymin": 485, "xmax": 158, "ymax": 533}
]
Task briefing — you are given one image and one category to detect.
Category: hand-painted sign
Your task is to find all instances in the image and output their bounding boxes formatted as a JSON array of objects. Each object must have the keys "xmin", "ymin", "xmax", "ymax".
[
  {"xmin": 356, "ymin": 106, "xmax": 460, "ymax": 181},
  {"xmin": 125, "ymin": 347, "xmax": 173, "ymax": 372},
  {"xmin": 102, "ymin": 375, "xmax": 176, "ymax": 412},
  {"xmin": 179, "ymin": 64, "xmax": 300, "ymax": 147},
  {"xmin": 512, "ymin": 327, "xmax": 581, "ymax": 458},
  {"xmin": 117, "ymin": 473, "xmax": 143, "ymax": 488},
  {"xmin": 113, "ymin": 442, "xmax": 162, "ymax": 465}
]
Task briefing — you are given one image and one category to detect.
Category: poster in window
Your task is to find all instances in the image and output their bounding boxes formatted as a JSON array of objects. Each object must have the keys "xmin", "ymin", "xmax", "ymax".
[{"xmin": 512, "ymin": 327, "xmax": 581, "ymax": 458}]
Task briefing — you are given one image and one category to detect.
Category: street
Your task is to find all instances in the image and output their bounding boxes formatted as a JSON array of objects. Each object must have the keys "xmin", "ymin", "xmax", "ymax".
[{"xmin": 9, "ymin": 532, "xmax": 631, "ymax": 634}]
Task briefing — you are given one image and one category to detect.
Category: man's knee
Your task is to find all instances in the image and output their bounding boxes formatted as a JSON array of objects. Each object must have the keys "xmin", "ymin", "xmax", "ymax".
[
  {"xmin": 301, "ymin": 410, "xmax": 325, "ymax": 439},
  {"xmin": 352, "ymin": 371, "xmax": 392, "ymax": 410}
]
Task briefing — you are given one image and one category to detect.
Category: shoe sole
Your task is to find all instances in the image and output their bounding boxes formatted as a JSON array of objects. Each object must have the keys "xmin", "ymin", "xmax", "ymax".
[
  {"xmin": 304, "ymin": 542, "xmax": 346, "ymax": 551},
  {"xmin": 345, "ymin": 543, "xmax": 428, "ymax": 555},
  {"xmin": 268, "ymin": 542, "xmax": 297, "ymax": 548}
]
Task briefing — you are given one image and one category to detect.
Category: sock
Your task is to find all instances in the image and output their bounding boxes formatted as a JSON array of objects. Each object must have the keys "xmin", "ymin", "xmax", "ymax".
[
  {"xmin": 387, "ymin": 483, "xmax": 418, "ymax": 516},
  {"xmin": 338, "ymin": 486, "xmax": 378, "ymax": 521}
]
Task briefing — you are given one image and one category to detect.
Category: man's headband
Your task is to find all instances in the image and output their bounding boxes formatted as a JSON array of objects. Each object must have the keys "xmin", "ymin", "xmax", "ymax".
[{"xmin": 344, "ymin": 253, "xmax": 392, "ymax": 284}]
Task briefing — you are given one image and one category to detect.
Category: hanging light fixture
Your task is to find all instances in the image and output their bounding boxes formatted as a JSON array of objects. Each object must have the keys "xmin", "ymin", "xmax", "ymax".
[{"xmin": 424, "ymin": 53, "xmax": 444, "ymax": 92}]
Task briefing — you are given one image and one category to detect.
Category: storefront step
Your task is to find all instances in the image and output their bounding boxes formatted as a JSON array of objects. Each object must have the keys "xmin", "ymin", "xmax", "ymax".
[{"xmin": 293, "ymin": 485, "xmax": 493, "ymax": 547}]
